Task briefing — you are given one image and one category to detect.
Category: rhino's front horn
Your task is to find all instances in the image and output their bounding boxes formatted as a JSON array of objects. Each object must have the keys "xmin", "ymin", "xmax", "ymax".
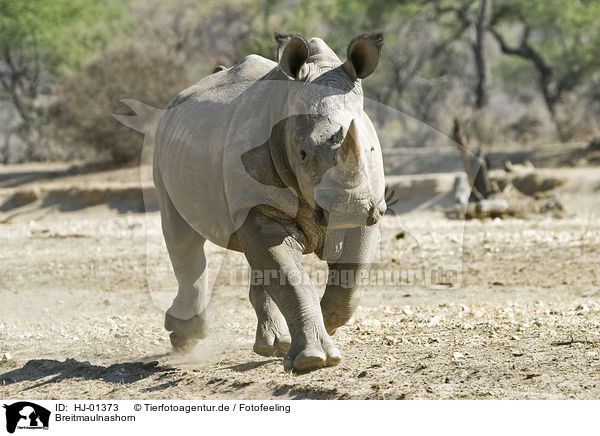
[{"xmin": 339, "ymin": 119, "xmax": 361, "ymax": 165}]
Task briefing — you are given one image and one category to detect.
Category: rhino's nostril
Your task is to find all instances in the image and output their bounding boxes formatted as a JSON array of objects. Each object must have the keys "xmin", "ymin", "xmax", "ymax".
[{"xmin": 313, "ymin": 205, "xmax": 329, "ymax": 227}]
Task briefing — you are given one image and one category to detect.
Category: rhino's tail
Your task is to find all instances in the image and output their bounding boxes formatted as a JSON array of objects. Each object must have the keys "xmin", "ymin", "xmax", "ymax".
[{"xmin": 112, "ymin": 99, "xmax": 163, "ymax": 135}]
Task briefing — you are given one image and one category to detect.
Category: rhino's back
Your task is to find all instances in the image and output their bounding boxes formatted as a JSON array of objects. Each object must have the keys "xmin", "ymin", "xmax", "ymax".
[
  {"xmin": 154, "ymin": 55, "xmax": 279, "ymax": 246},
  {"xmin": 165, "ymin": 55, "xmax": 277, "ymax": 110}
]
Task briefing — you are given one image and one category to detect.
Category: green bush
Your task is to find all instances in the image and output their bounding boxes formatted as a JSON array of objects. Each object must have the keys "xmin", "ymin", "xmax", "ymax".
[{"xmin": 50, "ymin": 43, "xmax": 190, "ymax": 165}]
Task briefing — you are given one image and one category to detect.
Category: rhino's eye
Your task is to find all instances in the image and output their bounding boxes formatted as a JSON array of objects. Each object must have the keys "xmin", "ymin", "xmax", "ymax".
[
  {"xmin": 331, "ymin": 127, "xmax": 344, "ymax": 144},
  {"xmin": 300, "ymin": 150, "xmax": 307, "ymax": 161}
]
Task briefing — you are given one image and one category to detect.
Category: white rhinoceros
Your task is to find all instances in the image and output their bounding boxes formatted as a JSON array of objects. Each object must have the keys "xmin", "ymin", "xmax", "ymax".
[{"xmin": 147, "ymin": 33, "xmax": 386, "ymax": 371}]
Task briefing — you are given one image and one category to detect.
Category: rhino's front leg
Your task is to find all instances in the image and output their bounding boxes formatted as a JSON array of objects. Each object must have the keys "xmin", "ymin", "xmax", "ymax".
[
  {"xmin": 321, "ymin": 225, "xmax": 379, "ymax": 335},
  {"xmin": 321, "ymin": 262, "xmax": 369, "ymax": 335},
  {"xmin": 249, "ymin": 282, "xmax": 291, "ymax": 357},
  {"xmin": 237, "ymin": 210, "xmax": 341, "ymax": 371}
]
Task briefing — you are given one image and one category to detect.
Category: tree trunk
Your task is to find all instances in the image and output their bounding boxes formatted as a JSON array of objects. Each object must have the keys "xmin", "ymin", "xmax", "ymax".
[
  {"xmin": 488, "ymin": 25, "xmax": 569, "ymax": 139},
  {"xmin": 452, "ymin": 119, "xmax": 492, "ymax": 201},
  {"xmin": 474, "ymin": 0, "xmax": 492, "ymax": 108}
]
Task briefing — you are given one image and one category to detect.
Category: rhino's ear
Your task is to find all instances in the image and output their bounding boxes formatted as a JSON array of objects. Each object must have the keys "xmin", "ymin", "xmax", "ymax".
[
  {"xmin": 343, "ymin": 32, "xmax": 384, "ymax": 80},
  {"xmin": 241, "ymin": 140, "xmax": 287, "ymax": 188},
  {"xmin": 274, "ymin": 31, "xmax": 293, "ymax": 61},
  {"xmin": 277, "ymin": 35, "xmax": 310, "ymax": 80}
]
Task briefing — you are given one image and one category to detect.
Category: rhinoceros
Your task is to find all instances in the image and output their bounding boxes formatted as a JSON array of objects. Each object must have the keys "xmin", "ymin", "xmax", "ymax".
[{"xmin": 150, "ymin": 32, "xmax": 386, "ymax": 371}]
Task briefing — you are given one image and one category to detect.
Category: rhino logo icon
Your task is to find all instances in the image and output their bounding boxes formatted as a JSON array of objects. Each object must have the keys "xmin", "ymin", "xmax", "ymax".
[{"xmin": 3, "ymin": 402, "xmax": 50, "ymax": 433}]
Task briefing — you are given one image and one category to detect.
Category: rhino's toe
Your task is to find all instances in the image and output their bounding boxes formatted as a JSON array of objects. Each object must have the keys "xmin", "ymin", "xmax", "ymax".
[
  {"xmin": 322, "ymin": 311, "xmax": 353, "ymax": 336},
  {"xmin": 275, "ymin": 335, "xmax": 292, "ymax": 356},
  {"xmin": 253, "ymin": 336, "xmax": 276, "ymax": 357},
  {"xmin": 325, "ymin": 346, "xmax": 342, "ymax": 367},
  {"xmin": 284, "ymin": 339, "xmax": 342, "ymax": 372},
  {"xmin": 169, "ymin": 333, "xmax": 199, "ymax": 352},
  {"xmin": 254, "ymin": 331, "xmax": 291, "ymax": 357},
  {"xmin": 253, "ymin": 312, "xmax": 291, "ymax": 357},
  {"xmin": 286, "ymin": 349, "xmax": 326, "ymax": 372}
]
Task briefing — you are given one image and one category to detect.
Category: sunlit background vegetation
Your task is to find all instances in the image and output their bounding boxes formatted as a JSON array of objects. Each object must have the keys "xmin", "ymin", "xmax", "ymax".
[{"xmin": 1, "ymin": 0, "xmax": 599, "ymax": 165}]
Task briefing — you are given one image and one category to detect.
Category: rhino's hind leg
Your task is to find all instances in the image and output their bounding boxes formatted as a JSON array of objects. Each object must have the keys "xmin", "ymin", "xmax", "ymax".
[
  {"xmin": 156, "ymin": 169, "xmax": 210, "ymax": 351},
  {"xmin": 162, "ymin": 228, "xmax": 210, "ymax": 351},
  {"xmin": 162, "ymin": 230, "xmax": 209, "ymax": 351},
  {"xmin": 250, "ymin": 283, "xmax": 291, "ymax": 357}
]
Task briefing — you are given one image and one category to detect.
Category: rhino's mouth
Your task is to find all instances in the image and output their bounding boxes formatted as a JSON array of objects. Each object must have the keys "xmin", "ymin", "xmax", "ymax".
[{"xmin": 313, "ymin": 205, "xmax": 329, "ymax": 227}]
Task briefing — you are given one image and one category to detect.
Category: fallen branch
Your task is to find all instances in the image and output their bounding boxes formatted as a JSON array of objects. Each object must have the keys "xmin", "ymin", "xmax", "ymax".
[
  {"xmin": 452, "ymin": 119, "xmax": 491, "ymax": 200},
  {"xmin": 551, "ymin": 336, "xmax": 597, "ymax": 346}
]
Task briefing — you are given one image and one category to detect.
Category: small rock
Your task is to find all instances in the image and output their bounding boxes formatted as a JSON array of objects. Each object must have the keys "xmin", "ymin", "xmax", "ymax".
[
  {"xmin": 1, "ymin": 352, "xmax": 11, "ymax": 361},
  {"xmin": 504, "ymin": 159, "xmax": 535, "ymax": 173},
  {"xmin": 512, "ymin": 351, "xmax": 524, "ymax": 357},
  {"xmin": 360, "ymin": 319, "xmax": 382, "ymax": 330},
  {"xmin": 512, "ymin": 172, "xmax": 563, "ymax": 195},
  {"xmin": 451, "ymin": 175, "xmax": 470, "ymax": 206},
  {"xmin": 357, "ymin": 370, "xmax": 368, "ymax": 378},
  {"xmin": 452, "ymin": 352, "xmax": 464, "ymax": 360},
  {"xmin": 428, "ymin": 316, "xmax": 441, "ymax": 326},
  {"xmin": 383, "ymin": 336, "xmax": 397, "ymax": 345}
]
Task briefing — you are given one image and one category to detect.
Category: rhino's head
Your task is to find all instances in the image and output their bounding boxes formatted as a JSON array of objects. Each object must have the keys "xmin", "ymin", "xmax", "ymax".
[{"xmin": 276, "ymin": 33, "xmax": 386, "ymax": 229}]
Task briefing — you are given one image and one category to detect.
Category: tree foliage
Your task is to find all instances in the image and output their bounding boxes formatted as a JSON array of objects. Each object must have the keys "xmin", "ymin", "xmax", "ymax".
[
  {"xmin": 51, "ymin": 42, "xmax": 189, "ymax": 164},
  {"xmin": 1, "ymin": 0, "xmax": 600, "ymax": 163},
  {"xmin": 488, "ymin": 0, "xmax": 600, "ymax": 133},
  {"xmin": 0, "ymin": 0, "xmax": 125, "ymax": 160}
]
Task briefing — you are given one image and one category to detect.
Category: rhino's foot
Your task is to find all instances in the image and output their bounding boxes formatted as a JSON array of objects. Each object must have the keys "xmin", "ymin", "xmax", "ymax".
[
  {"xmin": 253, "ymin": 317, "xmax": 291, "ymax": 357},
  {"xmin": 283, "ymin": 326, "xmax": 341, "ymax": 372},
  {"xmin": 164, "ymin": 313, "xmax": 208, "ymax": 351},
  {"xmin": 254, "ymin": 333, "xmax": 291, "ymax": 357},
  {"xmin": 250, "ymin": 283, "xmax": 291, "ymax": 357},
  {"xmin": 322, "ymin": 312, "xmax": 350, "ymax": 336}
]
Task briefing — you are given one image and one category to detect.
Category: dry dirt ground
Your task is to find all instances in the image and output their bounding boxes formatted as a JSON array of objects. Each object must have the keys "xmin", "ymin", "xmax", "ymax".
[{"xmin": 0, "ymin": 163, "xmax": 599, "ymax": 399}]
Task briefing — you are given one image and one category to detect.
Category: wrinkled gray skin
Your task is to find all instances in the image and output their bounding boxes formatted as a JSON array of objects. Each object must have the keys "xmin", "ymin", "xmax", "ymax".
[{"xmin": 154, "ymin": 33, "xmax": 386, "ymax": 371}]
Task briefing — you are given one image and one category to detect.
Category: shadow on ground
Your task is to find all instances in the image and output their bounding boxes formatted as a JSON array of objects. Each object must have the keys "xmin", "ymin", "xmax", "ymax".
[
  {"xmin": 0, "ymin": 162, "xmax": 119, "ymax": 189},
  {"xmin": 0, "ymin": 358, "xmax": 176, "ymax": 391},
  {"xmin": 224, "ymin": 359, "xmax": 279, "ymax": 373},
  {"xmin": 0, "ymin": 358, "xmax": 367, "ymax": 399}
]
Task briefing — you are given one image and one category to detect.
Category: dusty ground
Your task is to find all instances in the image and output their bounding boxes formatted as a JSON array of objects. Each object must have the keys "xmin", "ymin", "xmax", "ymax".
[{"xmin": 0, "ymin": 163, "xmax": 599, "ymax": 399}]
